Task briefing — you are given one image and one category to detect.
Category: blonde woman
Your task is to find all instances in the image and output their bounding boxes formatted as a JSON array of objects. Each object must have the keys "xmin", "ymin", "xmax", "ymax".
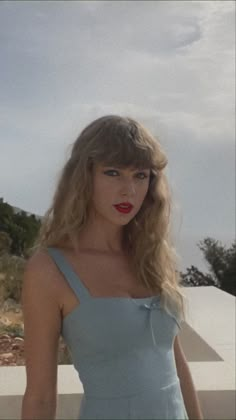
[{"xmin": 21, "ymin": 115, "xmax": 203, "ymax": 419}]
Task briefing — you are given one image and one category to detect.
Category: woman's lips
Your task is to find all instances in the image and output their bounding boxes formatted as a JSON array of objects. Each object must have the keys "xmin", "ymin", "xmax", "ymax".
[{"xmin": 113, "ymin": 204, "xmax": 133, "ymax": 214}]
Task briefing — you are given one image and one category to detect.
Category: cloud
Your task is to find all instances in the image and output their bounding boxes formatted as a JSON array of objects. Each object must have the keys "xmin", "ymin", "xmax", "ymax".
[{"xmin": 0, "ymin": 0, "xmax": 234, "ymax": 247}]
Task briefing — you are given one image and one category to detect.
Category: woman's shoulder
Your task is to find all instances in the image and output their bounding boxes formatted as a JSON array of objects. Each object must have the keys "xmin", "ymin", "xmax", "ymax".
[
  {"xmin": 26, "ymin": 246, "xmax": 55, "ymax": 270},
  {"xmin": 27, "ymin": 238, "xmax": 72, "ymax": 264},
  {"xmin": 24, "ymin": 247, "xmax": 66, "ymax": 295}
]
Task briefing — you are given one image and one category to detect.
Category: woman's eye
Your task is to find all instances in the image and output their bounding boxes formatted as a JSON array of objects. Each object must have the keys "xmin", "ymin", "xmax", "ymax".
[
  {"xmin": 104, "ymin": 170, "xmax": 118, "ymax": 176},
  {"xmin": 104, "ymin": 170, "xmax": 148, "ymax": 179},
  {"xmin": 137, "ymin": 172, "xmax": 148, "ymax": 179}
]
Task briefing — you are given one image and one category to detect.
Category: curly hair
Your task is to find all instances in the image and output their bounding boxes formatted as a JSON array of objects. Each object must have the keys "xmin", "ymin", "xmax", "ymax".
[{"xmin": 31, "ymin": 115, "xmax": 187, "ymax": 325}]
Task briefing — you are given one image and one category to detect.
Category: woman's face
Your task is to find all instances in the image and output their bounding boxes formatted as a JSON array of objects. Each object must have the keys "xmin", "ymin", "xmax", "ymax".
[{"xmin": 89, "ymin": 162, "xmax": 151, "ymax": 225}]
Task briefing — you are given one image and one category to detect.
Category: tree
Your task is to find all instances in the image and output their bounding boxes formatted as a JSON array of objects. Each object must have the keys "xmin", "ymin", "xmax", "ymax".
[
  {"xmin": 0, "ymin": 231, "xmax": 12, "ymax": 255},
  {"xmin": 0, "ymin": 198, "xmax": 41, "ymax": 256},
  {"xmin": 180, "ymin": 237, "xmax": 236, "ymax": 296},
  {"xmin": 198, "ymin": 237, "xmax": 236, "ymax": 296},
  {"xmin": 180, "ymin": 265, "xmax": 217, "ymax": 287}
]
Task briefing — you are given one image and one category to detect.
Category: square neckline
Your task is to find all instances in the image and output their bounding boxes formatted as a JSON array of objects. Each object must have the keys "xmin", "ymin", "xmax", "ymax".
[{"xmin": 51, "ymin": 247, "xmax": 161, "ymax": 301}]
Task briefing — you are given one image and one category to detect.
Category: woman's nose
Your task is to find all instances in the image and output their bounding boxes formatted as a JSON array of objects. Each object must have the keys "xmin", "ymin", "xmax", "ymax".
[{"xmin": 121, "ymin": 181, "xmax": 136, "ymax": 196}]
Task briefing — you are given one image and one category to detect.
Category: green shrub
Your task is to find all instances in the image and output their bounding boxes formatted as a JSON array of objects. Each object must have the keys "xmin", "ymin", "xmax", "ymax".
[
  {"xmin": 0, "ymin": 322, "xmax": 24, "ymax": 338},
  {"xmin": 0, "ymin": 254, "xmax": 25, "ymax": 303}
]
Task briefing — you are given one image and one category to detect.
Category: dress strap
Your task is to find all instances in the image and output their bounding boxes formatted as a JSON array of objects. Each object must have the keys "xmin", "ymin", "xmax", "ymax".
[{"xmin": 47, "ymin": 247, "xmax": 91, "ymax": 302}]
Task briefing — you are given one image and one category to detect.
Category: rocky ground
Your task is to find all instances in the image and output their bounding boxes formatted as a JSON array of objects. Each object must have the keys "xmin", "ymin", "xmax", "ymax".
[
  {"xmin": 0, "ymin": 298, "xmax": 69, "ymax": 366},
  {"xmin": 0, "ymin": 333, "xmax": 25, "ymax": 366}
]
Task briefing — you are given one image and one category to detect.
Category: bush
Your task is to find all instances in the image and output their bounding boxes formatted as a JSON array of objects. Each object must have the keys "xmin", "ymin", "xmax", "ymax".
[
  {"xmin": 0, "ymin": 322, "xmax": 24, "ymax": 338},
  {"xmin": 0, "ymin": 254, "xmax": 26, "ymax": 303}
]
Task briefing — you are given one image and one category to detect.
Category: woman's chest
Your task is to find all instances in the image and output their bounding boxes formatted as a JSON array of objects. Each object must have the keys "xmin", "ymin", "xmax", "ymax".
[
  {"xmin": 74, "ymin": 254, "xmax": 151, "ymax": 298},
  {"xmin": 60, "ymin": 248, "xmax": 154, "ymax": 298}
]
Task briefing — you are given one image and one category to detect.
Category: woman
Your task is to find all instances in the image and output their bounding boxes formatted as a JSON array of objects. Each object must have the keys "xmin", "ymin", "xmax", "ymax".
[{"xmin": 21, "ymin": 115, "xmax": 204, "ymax": 419}]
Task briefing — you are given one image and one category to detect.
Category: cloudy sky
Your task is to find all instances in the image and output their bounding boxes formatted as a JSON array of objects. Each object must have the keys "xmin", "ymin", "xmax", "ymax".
[{"xmin": 0, "ymin": 0, "xmax": 235, "ymax": 273}]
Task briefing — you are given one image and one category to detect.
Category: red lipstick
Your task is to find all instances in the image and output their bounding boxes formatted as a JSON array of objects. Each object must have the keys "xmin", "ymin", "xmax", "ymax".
[{"xmin": 113, "ymin": 202, "xmax": 134, "ymax": 214}]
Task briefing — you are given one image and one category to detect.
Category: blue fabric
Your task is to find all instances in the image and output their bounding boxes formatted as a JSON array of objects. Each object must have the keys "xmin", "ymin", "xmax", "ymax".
[{"xmin": 47, "ymin": 247, "xmax": 189, "ymax": 419}]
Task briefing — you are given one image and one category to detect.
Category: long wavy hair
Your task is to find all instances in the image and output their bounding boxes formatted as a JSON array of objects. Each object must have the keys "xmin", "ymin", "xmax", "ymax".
[{"xmin": 32, "ymin": 115, "xmax": 187, "ymax": 325}]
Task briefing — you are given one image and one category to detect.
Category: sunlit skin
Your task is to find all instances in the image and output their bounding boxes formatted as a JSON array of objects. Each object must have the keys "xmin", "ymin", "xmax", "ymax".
[{"xmin": 76, "ymin": 163, "xmax": 151, "ymax": 255}]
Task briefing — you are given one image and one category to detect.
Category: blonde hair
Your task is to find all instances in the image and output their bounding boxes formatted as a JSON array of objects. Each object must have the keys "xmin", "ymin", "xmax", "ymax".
[{"xmin": 32, "ymin": 115, "xmax": 187, "ymax": 324}]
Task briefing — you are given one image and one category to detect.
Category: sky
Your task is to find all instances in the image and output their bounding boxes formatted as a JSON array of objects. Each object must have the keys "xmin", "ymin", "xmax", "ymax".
[{"xmin": 0, "ymin": 0, "xmax": 235, "ymax": 273}]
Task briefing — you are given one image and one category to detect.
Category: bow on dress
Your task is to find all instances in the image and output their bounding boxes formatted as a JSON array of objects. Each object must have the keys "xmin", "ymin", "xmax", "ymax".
[{"xmin": 140, "ymin": 296, "xmax": 181, "ymax": 346}]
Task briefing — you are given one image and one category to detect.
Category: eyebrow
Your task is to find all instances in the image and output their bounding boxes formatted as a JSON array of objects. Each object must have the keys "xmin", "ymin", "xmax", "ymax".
[{"xmin": 103, "ymin": 166, "xmax": 150, "ymax": 172}]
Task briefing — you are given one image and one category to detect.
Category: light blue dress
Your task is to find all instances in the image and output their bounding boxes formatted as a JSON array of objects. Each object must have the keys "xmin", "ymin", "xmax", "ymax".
[{"xmin": 47, "ymin": 247, "xmax": 189, "ymax": 419}]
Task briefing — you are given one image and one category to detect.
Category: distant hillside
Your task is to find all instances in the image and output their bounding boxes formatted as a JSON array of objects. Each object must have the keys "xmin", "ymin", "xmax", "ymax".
[
  {"xmin": 0, "ymin": 198, "xmax": 42, "ymax": 256},
  {"xmin": 10, "ymin": 203, "xmax": 42, "ymax": 222}
]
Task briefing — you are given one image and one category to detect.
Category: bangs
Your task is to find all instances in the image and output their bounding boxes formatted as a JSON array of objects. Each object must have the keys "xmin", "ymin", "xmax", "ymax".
[
  {"xmin": 96, "ymin": 146, "xmax": 153, "ymax": 170},
  {"xmin": 90, "ymin": 119, "xmax": 155, "ymax": 170}
]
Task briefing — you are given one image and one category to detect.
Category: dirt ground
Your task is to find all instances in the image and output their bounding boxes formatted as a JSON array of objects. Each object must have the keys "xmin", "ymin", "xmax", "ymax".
[
  {"xmin": 0, "ymin": 306, "xmax": 25, "ymax": 366},
  {"xmin": 0, "ymin": 307, "xmax": 67, "ymax": 366}
]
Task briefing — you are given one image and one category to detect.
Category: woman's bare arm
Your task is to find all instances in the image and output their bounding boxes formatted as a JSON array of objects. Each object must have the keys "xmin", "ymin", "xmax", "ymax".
[
  {"xmin": 174, "ymin": 335, "xmax": 204, "ymax": 420},
  {"xmin": 21, "ymin": 251, "xmax": 62, "ymax": 420}
]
